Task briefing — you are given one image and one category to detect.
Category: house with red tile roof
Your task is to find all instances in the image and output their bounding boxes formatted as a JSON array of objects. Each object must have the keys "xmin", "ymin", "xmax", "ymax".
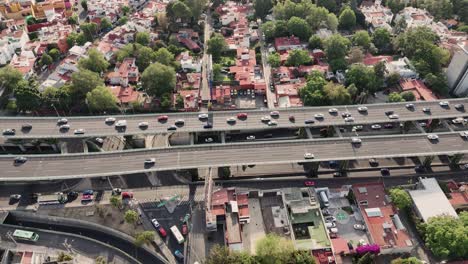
[
  {"xmin": 108, "ymin": 85, "xmax": 146, "ymax": 108},
  {"xmin": 175, "ymin": 89, "xmax": 199, "ymax": 111},
  {"xmin": 176, "ymin": 29, "xmax": 200, "ymax": 52},
  {"xmin": 274, "ymin": 36, "xmax": 307, "ymax": 51},
  {"xmin": 399, "ymin": 79, "xmax": 437, "ymax": 101},
  {"xmin": 9, "ymin": 50, "xmax": 35, "ymax": 79},
  {"xmin": 229, "ymin": 48, "xmax": 266, "ymax": 91},
  {"xmin": 213, "ymin": 85, "xmax": 233, "ymax": 106},
  {"xmin": 362, "ymin": 53, "xmax": 392, "ymax": 66},
  {"xmin": 352, "ymin": 183, "xmax": 414, "ymax": 254},
  {"xmin": 446, "ymin": 180, "xmax": 468, "ymax": 210},
  {"xmin": 108, "ymin": 57, "xmax": 139, "ymax": 87},
  {"xmin": 360, "ymin": 0, "xmax": 393, "ymax": 32}
]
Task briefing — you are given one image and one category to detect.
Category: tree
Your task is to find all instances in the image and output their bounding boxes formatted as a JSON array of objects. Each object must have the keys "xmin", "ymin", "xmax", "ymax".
[
  {"xmin": 86, "ymin": 86, "xmax": 118, "ymax": 112},
  {"xmin": 254, "ymin": 0, "xmax": 273, "ymax": 19},
  {"xmin": 400, "ymin": 91, "xmax": 415, "ymax": 102},
  {"xmin": 134, "ymin": 231, "xmax": 155, "ymax": 247},
  {"xmin": 110, "ymin": 196, "xmax": 123, "ymax": 209},
  {"xmin": 0, "ymin": 66, "xmax": 25, "ymax": 96},
  {"xmin": 261, "ymin": 21, "xmax": 276, "ymax": 41},
  {"xmin": 39, "ymin": 53, "xmax": 53, "ymax": 66},
  {"xmin": 394, "ymin": 26, "xmax": 438, "ymax": 58},
  {"xmin": 424, "ymin": 212, "xmax": 468, "ymax": 259},
  {"xmin": 309, "ymin": 35, "xmax": 323, "ymax": 50},
  {"xmin": 141, "ymin": 63, "xmax": 176, "ymax": 97},
  {"xmin": 391, "ymin": 257, "xmax": 423, "ymax": 264},
  {"xmin": 287, "ymin": 16, "xmax": 311, "ymax": 41},
  {"xmin": 326, "ymin": 13, "xmax": 338, "ymax": 31},
  {"xmin": 323, "ymin": 82, "xmax": 351, "ymax": 105},
  {"xmin": 306, "ymin": 6, "xmax": 329, "ymax": 30},
  {"xmin": 124, "ymin": 210, "xmax": 139, "ymax": 225},
  {"xmin": 49, "ymin": 48, "xmax": 60, "ymax": 61},
  {"xmin": 389, "ymin": 188, "xmax": 412, "ymax": 210},
  {"xmin": 175, "ymin": 94, "xmax": 184, "ymax": 108},
  {"xmin": 356, "ymin": 252, "xmax": 374, "ymax": 264},
  {"xmin": 135, "ymin": 32, "xmax": 150, "ymax": 46},
  {"xmin": 387, "ymin": 92, "xmax": 405, "ymax": 103},
  {"xmin": 274, "ymin": 20, "xmax": 289, "ymax": 38},
  {"xmin": 218, "ymin": 166, "xmax": 231, "ymax": 179},
  {"xmin": 81, "ymin": 0, "xmax": 87, "ymax": 10},
  {"xmin": 170, "ymin": 1, "xmax": 191, "ymax": 21},
  {"xmin": 372, "ymin": 27, "xmax": 392, "ymax": 52},
  {"xmin": 421, "ymin": 0, "xmax": 453, "ymax": 20},
  {"xmin": 286, "ymin": 49, "xmax": 312, "ymax": 66},
  {"xmin": 80, "ymin": 22, "xmax": 98, "ymax": 42},
  {"xmin": 425, "ymin": 73, "xmax": 449, "ymax": 96},
  {"xmin": 155, "ymin": 12, "xmax": 168, "ymax": 30},
  {"xmin": 70, "ymin": 69, "xmax": 104, "ymax": 98},
  {"xmin": 68, "ymin": 14, "xmax": 78, "ymax": 25},
  {"xmin": 324, "ymin": 34, "xmax": 351, "ymax": 71},
  {"xmin": 159, "ymin": 93, "xmax": 172, "ymax": 110},
  {"xmin": 14, "ymin": 79, "xmax": 41, "ymax": 112},
  {"xmin": 299, "ymin": 71, "xmax": 328, "ymax": 106},
  {"xmin": 154, "ymin": 47, "xmax": 174, "ymax": 66},
  {"xmin": 347, "ymin": 46, "xmax": 364, "ymax": 64},
  {"xmin": 185, "ymin": 0, "xmax": 206, "ymax": 21},
  {"xmin": 268, "ymin": 52, "xmax": 281, "ymax": 67},
  {"xmin": 317, "ymin": 0, "xmax": 337, "ymax": 13},
  {"xmin": 136, "ymin": 46, "xmax": 156, "ymax": 71},
  {"xmin": 207, "ymin": 33, "xmax": 227, "ymax": 61},
  {"xmin": 121, "ymin": 5, "xmax": 130, "ymax": 15},
  {"xmin": 100, "ymin": 17, "xmax": 112, "ymax": 31},
  {"xmin": 212, "ymin": 63, "xmax": 223, "ymax": 82},
  {"xmin": 118, "ymin": 16, "xmax": 128, "ymax": 25},
  {"xmin": 387, "ymin": 0, "xmax": 405, "ymax": 14},
  {"xmin": 393, "ymin": 17, "xmax": 407, "ymax": 35},
  {"xmin": 57, "ymin": 252, "xmax": 73, "ymax": 262},
  {"xmin": 373, "ymin": 61, "xmax": 386, "ymax": 79},
  {"xmin": 206, "ymin": 245, "xmax": 256, "ymax": 264},
  {"xmin": 42, "ymin": 85, "xmax": 72, "ymax": 110},
  {"xmin": 352, "ymin": 30, "xmax": 371, "ymax": 49},
  {"xmin": 78, "ymin": 48, "xmax": 109, "ymax": 73},
  {"xmin": 256, "ymin": 234, "xmax": 295, "ymax": 264},
  {"xmin": 387, "ymin": 72, "xmax": 401, "ymax": 87},
  {"xmin": 345, "ymin": 64, "xmax": 380, "ymax": 93},
  {"xmin": 339, "ymin": 7, "xmax": 356, "ymax": 30}
]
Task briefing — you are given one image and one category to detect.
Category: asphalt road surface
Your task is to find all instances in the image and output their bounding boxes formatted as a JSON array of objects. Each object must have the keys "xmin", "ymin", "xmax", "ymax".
[
  {"xmin": 1, "ymin": 132, "xmax": 468, "ymax": 180},
  {"xmin": 1, "ymin": 99, "xmax": 467, "ymax": 139}
]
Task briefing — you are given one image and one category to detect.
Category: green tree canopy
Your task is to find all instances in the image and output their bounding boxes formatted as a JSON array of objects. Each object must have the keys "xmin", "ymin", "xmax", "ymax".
[
  {"xmin": 70, "ymin": 69, "xmax": 104, "ymax": 98},
  {"xmin": 317, "ymin": 0, "xmax": 337, "ymax": 13},
  {"xmin": 388, "ymin": 92, "xmax": 405, "ymax": 102},
  {"xmin": 286, "ymin": 49, "xmax": 312, "ymax": 66},
  {"xmin": 391, "ymin": 257, "xmax": 423, "ymax": 264},
  {"xmin": 118, "ymin": 16, "xmax": 128, "ymax": 25},
  {"xmin": 323, "ymin": 82, "xmax": 351, "ymax": 105},
  {"xmin": 100, "ymin": 17, "xmax": 112, "ymax": 31},
  {"xmin": 325, "ymin": 34, "xmax": 351, "ymax": 71},
  {"xmin": 134, "ymin": 231, "xmax": 155, "ymax": 247},
  {"xmin": 14, "ymin": 79, "xmax": 41, "ymax": 112},
  {"xmin": 345, "ymin": 64, "xmax": 380, "ymax": 93},
  {"xmin": 121, "ymin": 5, "xmax": 130, "ymax": 15},
  {"xmin": 339, "ymin": 7, "xmax": 356, "ymax": 30},
  {"xmin": 372, "ymin": 27, "xmax": 392, "ymax": 52},
  {"xmin": 206, "ymin": 245, "xmax": 256, "ymax": 264},
  {"xmin": 299, "ymin": 71, "xmax": 328, "ymax": 106},
  {"xmin": 124, "ymin": 210, "xmax": 139, "ymax": 224},
  {"xmin": 81, "ymin": 0, "xmax": 87, "ymax": 10},
  {"xmin": 169, "ymin": 1, "xmax": 192, "ymax": 21},
  {"xmin": 287, "ymin": 16, "xmax": 312, "ymax": 41},
  {"xmin": 352, "ymin": 30, "xmax": 371, "ymax": 49},
  {"xmin": 49, "ymin": 48, "xmax": 61, "ymax": 61},
  {"xmin": 86, "ymin": 86, "xmax": 118, "ymax": 112},
  {"xmin": 261, "ymin": 21, "xmax": 277, "ymax": 41},
  {"xmin": 425, "ymin": 73, "xmax": 449, "ymax": 96},
  {"xmin": 154, "ymin": 47, "xmax": 175, "ymax": 66},
  {"xmin": 256, "ymin": 234, "xmax": 296, "ymax": 264},
  {"xmin": 389, "ymin": 188, "xmax": 412, "ymax": 209},
  {"xmin": 268, "ymin": 52, "xmax": 281, "ymax": 67},
  {"xmin": 39, "ymin": 53, "xmax": 53, "ymax": 66},
  {"xmin": 400, "ymin": 91, "xmax": 415, "ymax": 101},
  {"xmin": 254, "ymin": 0, "xmax": 273, "ymax": 19},
  {"xmin": 207, "ymin": 33, "xmax": 227, "ymax": 61},
  {"xmin": 141, "ymin": 62, "xmax": 176, "ymax": 97},
  {"xmin": 305, "ymin": 6, "xmax": 329, "ymax": 30},
  {"xmin": 110, "ymin": 196, "xmax": 122, "ymax": 209},
  {"xmin": 0, "ymin": 66, "xmax": 24, "ymax": 96},
  {"xmin": 135, "ymin": 32, "xmax": 150, "ymax": 46},
  {"xmin": 78, "ymin": 48, "xmax": 109, "ymax": 73},
  {"xmin": 80, "ymin": 22, "xmax": 98, "ymax": 42},
  {"xmin": 348, "ymin": 46, "xmax": 364, "ymax": 64},
  {"xmin": 326, "ymin": 13, "xmax": 338, "ymax": 31},
  {"xmin": 309, "ymin": 35, "xmax": 323, "ymax": 49}
]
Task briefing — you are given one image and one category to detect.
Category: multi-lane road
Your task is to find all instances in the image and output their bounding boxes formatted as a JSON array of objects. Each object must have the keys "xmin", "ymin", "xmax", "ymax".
[
  {"xmin": 1, "ymin": 99, "xmax": 467, "ymax": 139},
  {"xmin": 1, "ymin": 132, "xmax": 468, "ymax": 180}
]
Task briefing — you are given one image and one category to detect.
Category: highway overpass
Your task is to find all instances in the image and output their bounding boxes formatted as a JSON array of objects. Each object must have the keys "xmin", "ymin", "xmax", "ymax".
[
  {"xmin": 1, "ymin": 99, "xmax": 467, "ymax": 139},
  {"xmin": 1, "ymin": 132, "xmax": 467, "ymax": 181}
]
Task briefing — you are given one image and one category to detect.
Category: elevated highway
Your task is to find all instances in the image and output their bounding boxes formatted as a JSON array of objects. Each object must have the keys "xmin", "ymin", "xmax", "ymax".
[
  {"xmin": 1, "ymin": 99, "xmax": 467, "ymax": 139},
  {"xmin": 1, "ymin": 132, "xmax": 467, "ymax": 181}
]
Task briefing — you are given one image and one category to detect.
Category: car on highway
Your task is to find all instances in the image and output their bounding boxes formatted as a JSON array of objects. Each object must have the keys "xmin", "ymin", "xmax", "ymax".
[
  {"xmin": 10, "ymin": 194, "xmax": 21, "ymax": 201},
  {"xmin": 111, "ymin": 188, "xmax": 122, "ymax": 195},
  {"xmin": 175, "ymin": 119, "xmax": 185, "ymax": 126},
  {"xmin": 304, "ymin": 119, "xmax": 315, "ymax": 124},
  {"xmin": 167, "ymin": 125, "xmax": 177, "ymax": 131},
  {"xmin": 452, "ymin": 117, "xmax": 464, "ymax": 124},
  {"xmin": 351, "ymin": 137, "xmax": 361, "ymax": 144},
  {"xmin": 304, "ymin": 180, "xmax": 315, "ymax": 186},
  {"xmin": 314, "ymin": 113, "xmax": 324, "ymax": 119},
  {"xmin": 116, "ymin": 120, "xmax": 127, "ymax": 127},
  {"xmin": 74, "ymin": 129, "xmax": 85, "ymax": 135},
  {"xmin": 333, "ymin": 172, "xmax": 345, "ymax": 177},
  {"xmin": 14, "ymin": 156, "xmax": 27, "ymax": 165},
  {"xmin": 357, "ymin": 106, "xmax": 368, "ymax": 112},
  {"xmin": 246, "ymin": 135, "xmax": 256, "ymax": 140},
  {"xmin": 105, "ymin": 117, "xmax": 116, "ymax": 124},
  {"xmin": 405, "ymin": 103, "xmax": 414, "ymax": 109},
  {"xmin": 2, "ymin": 129, "xmax": 15, "ymax": 136},
  {"xmin": 144, "ymin": 158, "xmax": 156, "ymax": 165},
  {"xmin": 81, "ymin": 194, "xmax": 93, "ymax": 202},
  {"xmin": 122, "ymin": 192, "xmax": 133, "ymax": 199},
  {"xmin": 304, "ymin": 153, "xmax": 315, "ymax": 159},
  {"xmin": 289, "ymin": 115, "xmax": 295, "ymax": 122},
  {"xmin": 95, "ymin": 138, "xmax": 104, "ymax": 144},
  {"xmin": 385, "ymin": 111, "xmax": 394, "ymax": 116},
  {"xmin": 57, "ymin": 118, "xmax": 68, "ymax": 125},
  {"xmin": 380, "ymin": 168, "xmax": 390, "ymax": 176},
  {"xmin": 59, "ymin": 124, "xmax": 70, "ymax": 131},
  {"xmin": 270, "ymin": 111, "xmax": 279, "ymax": 117},
  {"xmin": 388, "ymin": 114, "xmax": 399, "ymax": 119},
  {"xmin": 226, "ymin": 117, "xmax": 236, "ymax": 124},
  {"xmin": 384, "ymin": 123, "xmax": 394, "ymax": 129},
  {"xmin": 21, "ymin": 124, "xmax": 32, "ymax": 131},
  {"xmin": 198, "ymin": 113, "xmax": 208, "ymax": 120},
  {"xmin": 174, "ymin": 250, "xmax": 184, "ymax": 261},
  {"xmin": 157, "ymin": 115, "xmax": 168, "ymax": 122},
  {"xmin": 369, "ymin": 158, "xmax": 379, "ymax": 167},
  {"xmin": 267, "ymin": 121, "xmax": 277, "ymax": 126},
  {"xmin": 67, "ymin": 191, "xmax": 78, "ymax": 201},
  {"xmin": 158, "ymin": 226, "xmax": 167, "ymax": 237},
  {"xmin": 182, "ymin": 224, "xmax": 188, "ymax": 235},
  {"xmin": 439, "ymin": 101, "xmax": 449, "ymax": 107},
  {"xmin": 205, "ymin": 137, "xmax": 214, "ymax": 143},
  {"xmin": 422, "ymin": 107, "xmax": 431, "ymax": 113},
  {"xmin": 237, "ymin": 113, "xmax": 248, "ymax": 119},
  {"xmin": 344, "ymin": 117, "xmax": 354, "ymax": 122},
  {"xmin": 138, "ymin": 122, "xmax": 149, "ymax": 129},
  {"xmin": 261, "ymin": 116, "xmax": 270, "ymax": 122},
  {"xmin": 341, "ymin": 112, "xmax": 352, "ymax": 118},
  {"xmin": 329, "ymin": 108, "xmax": 338, "ymax": 114},
  {"xmin": 203, "ymin": 123, "xmax": 213, "ymax": 129},
  {"xmin": 427, "ymin": 134, "xmax": 439, "ymax": 141},
  {"xmin": 353, "ymin": 224, "xmax": 366, "ymax": 231},
  {"xmin": 459, "ymin": 131, "xmax": 468, "ymax": 138},
  {"xmin": 455, "ymin": 104, "xmax": 464, "ymax": 111},
  {"xmin": 414, "ymin": 165, "xmax": 426, "ymax": 173},
  {"xmin": 352, "ymin": 125, "xmax": 363, "ymax": 131},
  {"xmin": 371, "ymin": 124, "xmax": 381, "ymax": 130}
]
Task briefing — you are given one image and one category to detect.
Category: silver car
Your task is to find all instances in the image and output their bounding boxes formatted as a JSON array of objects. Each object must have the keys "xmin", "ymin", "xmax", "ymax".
[{"xmin": 427, "ymin": 134, "xmax": 439, "ymax": 140}]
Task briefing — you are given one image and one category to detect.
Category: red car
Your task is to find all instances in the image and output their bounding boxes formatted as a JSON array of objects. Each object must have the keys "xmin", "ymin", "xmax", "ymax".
[
  {"xmin": 158, "ymin": 227, "xmax": 167, "ymax": 237},
  {"xmin": 157, "ymin": 115, "xmax": 168, "ymax": 122},
  {"xmin": 237, "ymin": 113, "xmax": 248, "ymax": 119},
  {"xmin": 304, "ymin": 181, "xmax": 315, "ymax": 186},
  {"xmin": 81, "ymin": 194, "xmax": 93, "ymax": 202},
  {"xmin": 121, "ymin": 192, "xmax": 133, "ymax": 199},
  {"xmin": 182, "ymin": 224, "xmax": 188, "ymax": 235}
]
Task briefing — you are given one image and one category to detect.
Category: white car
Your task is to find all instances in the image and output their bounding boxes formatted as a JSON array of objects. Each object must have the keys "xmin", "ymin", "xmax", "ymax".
[
  {"xmin": 344, "ymin": 117, "xmax": 354, "ymax": 122},
  {"xmin": 405, "ymin": 103, "xmax": 414, "ymax": 109},
  {"xmin": 59, "ymin": 124, "xmax": 70, "ymax": 130},
  {"xmin": 105, "ymin": 117, "xmax": 116, "ymax": 123},
  {"xmin": 371, "ymin": 124, "xmax": 381, "ymax": 130},
  {"xmin": 427, "ymin": 134, "xmax": 439, "ymax": 140},
  {"xmin": 151, "ymin": 218, "xmax": 160, "ymax": 228},
  {"xmin": 460, "ymin": 131, "xmax": 468, "ymax": 138},
  {"xmin": 267, "ymin": 121, "xmax": 277, "ymax": 126},
  {"xmin": 439, "ymin": 101, "xmax": 449, "ymax": 107},
  {"xmin": 325, "ymin": 222, "xmax": 336, "ymax": 228},
  {"xmin": 226, "ymin": 117, "xmax": 236, "ymax": 124},
  {"xmin": 261, "ymin": 116, "xmax": 270, "ymax": 122},
  {"xmin": 270, "ymin": 111, "xmax": 279, "ymax": 117},
  {"xmin": 452, "ymin": 117, "xmax": 464, "ymax": 124},
  {"xmin": 354, "ymin": 224, "xmax": 366, "ymax": 231},
  {"xmin": 95, "ymin": 137, "xmax": 104, "ymax": 144},
  {"xmin": 246, "ymin": 135, "xmax": 256, "ymax": 140},
  {"xmin": 388, "ymin": 114, "xmax": 399, "ymax": 119},
  {"xmin": 138, "ymin": 122, "xmax": 149, "ymax": 128},
  {"xmin": 325, "ymin": 216, "xmax": 336, "ymax": 222},
  {"xmin": 205, "ymin": 137, "xmax": 214, "ymax": 143},
  {"xmin": 351, "ymin": 137, "xmax": 362, "ymax": 144},
  {"xmin": 57, "ymin": 118, "xmax": 68, "ymax": 125},
  {"xmin": 314, "ymin": 113, "xmax": 324, "ymax": 119},
  {"xmin": 74, "ymin": 129, "xmax": 85, "ymax": 135},
  {"xmin": 422, "ymin": 107, "xmax": 431, "ymax": 113},
  {"xmin": 198, "ymin": 113, "xmax": 208, "ymax": 119},
  {"xmin": 357, "ymin": 106, "xmax": 368, "ymax": 112},
  {"xmin": 116, "ymin": 120, "xmax": 127, "ymax": 127},
  {"xmin": 144, "ymin": 158, "xmax": 156, "ymax": 164},
  {"xmin": 304, "ymin": 153, "xmax": 315, "ymax": 159},
  {"xmin": 328, "ymin": 108, "xmax": 338, "ymax": 114}
]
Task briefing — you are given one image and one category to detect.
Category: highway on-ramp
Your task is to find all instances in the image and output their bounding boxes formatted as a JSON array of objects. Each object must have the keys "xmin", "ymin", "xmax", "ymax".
[
  {"xmin": 1, "ymin": 99, "xmax": 467, "ymax": 139},
  {"xmin": 1, "ymin": 132, "xmax": 468, "ymax": 181}
]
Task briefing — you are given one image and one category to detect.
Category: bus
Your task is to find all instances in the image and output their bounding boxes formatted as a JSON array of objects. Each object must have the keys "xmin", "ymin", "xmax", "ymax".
[
  {"xmin": 170, "ymin": 225, "xmax": 184, "ymax": 244},
  {"xmin": 38, "ymin": 193, "xmax": 67, "ymax": 205},
  {"xmin": 12, "ymin": 229, "xmax": 39, "ymax": 242}
]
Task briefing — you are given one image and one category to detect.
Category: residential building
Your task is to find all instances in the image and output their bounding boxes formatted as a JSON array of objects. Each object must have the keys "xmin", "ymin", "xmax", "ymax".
[
  {"xmin": 362, "ymin": 53, "xmax": 392, "ymax": 66},
  {"xmin": 108, "ymin": 57, "xmax": 139, "ymax": 87},
  {"xmin": 353, "ymin": 183, "xmax": 413, "ymax": 254},
  {"xmin": 446, "ymin": 180, "xmax": 468, "ymax": 210},
  {"xmin": 36, "ymin": 22, "xmax": 73, "ymax": 53},
  {"xmin": 360, "ymin": 0, "xmax": 393, "ymax": 32},
  {"xmin": 177, "ymin": 51, "xmax": 201, "ymax": 72},
  {"xmin": 384, "ymin": 57, "xmax": 418, "ymax": 79},
  {"xmin": 399, "ymin": 79, "xmax": 437, "ymax": 101},
  {"xmin": 274, "ymin": 36, "xmax": 307, "ymax": 51},
  {"xmin": 108, "ymin": 85, "xmax": 146, "ymax": 108},
  {"xmin": 176, "ymin": 89, "xmax": 199, "ymax": 111},
  {"xmin": 0, "ymin": 27, "xmax": 29, "ymax": 64},
  {"xmin": 229, "ymin": 48, "xmax": 266, "ymax": 92},
  {"xmin": 176, "ymin": 29, "xmax": 200, "ymax": 52},
  {"xmin": 447, "ymin": 42, "xmax": 468, "ymax": 96},
  {"xmin": 408, "ymin": 178, "xmax": 459, "ymax": 223},
  {"xmin": 9, "ymin": 49, "xmax": 35, "ymax": 78}
]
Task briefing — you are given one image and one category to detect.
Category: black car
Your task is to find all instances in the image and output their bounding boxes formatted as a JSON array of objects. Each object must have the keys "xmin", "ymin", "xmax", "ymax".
[
  {"xmin": 67, "ymin": 191, "xmax": 79, "ymax": 201},
  {"xmin": 167, "ymin": 125, "xmax": 177, "ymax": 131},
  {"xmin": 455, "ymin": 104, "xmax": 464, "ymax": 111},
  {"xmin": 2, "ymin": 129, "xmax": 16, "ymax": 135},
  {"xmin": 414, "ymin": 165, "xmax": 426, "ymax": 173},
  {"xmin": 203, "ymin": 123, "xmax": 213, "ymax": 129},
  {"xmin": 380, "ymin": 168, "xmax": 390, "ymax": 176},
  {"xmin": 14, "ymin": 156, "xmax": 27, "ymax": 165},
  {"xmin": 304, "ymin": 119, "xmax": 315, "ymax": 124},
  {"xmin": 385, "ymin": 111, "xmax": 394, "ymax": 116},
  {"xmin": 21, "ymin": 124, "xmax": 32, "ymax": 131}
]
